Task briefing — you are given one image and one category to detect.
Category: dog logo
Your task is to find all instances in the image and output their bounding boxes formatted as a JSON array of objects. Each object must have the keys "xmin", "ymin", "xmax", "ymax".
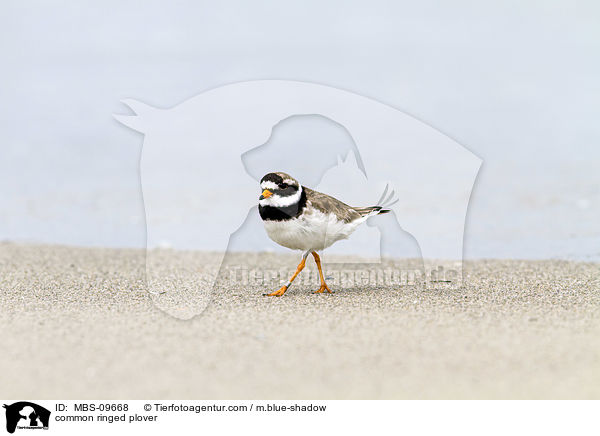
[{"xmin": 3, "ymin": 402, "xmax": 50, "ymax": 433}]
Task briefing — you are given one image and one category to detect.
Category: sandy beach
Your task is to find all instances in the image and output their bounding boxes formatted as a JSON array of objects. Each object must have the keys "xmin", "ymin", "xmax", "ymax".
[{"xmin": 1, "ymin": 242, "xmax": 598, "ymax": 399}]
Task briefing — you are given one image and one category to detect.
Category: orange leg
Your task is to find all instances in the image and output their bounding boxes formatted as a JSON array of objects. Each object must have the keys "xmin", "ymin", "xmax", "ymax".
[
  {"xmin": 264, "ymin": 256, "xmax": 307, "ymax": 297},
  {"xmin": 311, "ymin": 251, "xmax": 332, "ymax": 294}
]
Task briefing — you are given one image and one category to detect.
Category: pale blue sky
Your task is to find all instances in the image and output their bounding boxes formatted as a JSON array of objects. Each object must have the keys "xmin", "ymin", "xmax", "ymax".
[{"xmin": 1, "ymin": 1, "xmax": 599, "ymax": 259}]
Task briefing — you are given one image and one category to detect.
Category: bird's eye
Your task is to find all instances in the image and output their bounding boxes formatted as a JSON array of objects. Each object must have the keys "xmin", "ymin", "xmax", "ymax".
[{"xmin": 279, "ymin": 183, "xmax": 288, "ymax": 190}]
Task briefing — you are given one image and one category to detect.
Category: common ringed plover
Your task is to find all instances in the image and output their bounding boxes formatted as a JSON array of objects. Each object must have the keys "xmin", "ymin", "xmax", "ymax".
[{"xmin": 258, "ymin": 172, "xmax": 396, "ymax": 296}]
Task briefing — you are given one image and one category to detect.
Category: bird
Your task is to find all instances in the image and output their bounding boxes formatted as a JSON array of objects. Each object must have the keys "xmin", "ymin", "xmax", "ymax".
[{"xmin": 258, "ymin": 171, "xmax": 397, "ymax": 296}]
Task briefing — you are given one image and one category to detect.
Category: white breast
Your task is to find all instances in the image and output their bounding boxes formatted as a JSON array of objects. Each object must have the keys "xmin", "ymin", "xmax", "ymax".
[{"xmin": 263, "ymin": 208, "xmax": 367, "ymax": 251}]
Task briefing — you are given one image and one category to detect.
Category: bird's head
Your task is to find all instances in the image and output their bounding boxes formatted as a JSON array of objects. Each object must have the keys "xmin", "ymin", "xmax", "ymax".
[{"xmin": 259, "ymin": 172, "xmax": 302, "ymax": 207}]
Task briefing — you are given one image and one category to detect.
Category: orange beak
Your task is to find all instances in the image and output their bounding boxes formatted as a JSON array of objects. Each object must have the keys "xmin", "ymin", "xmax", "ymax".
[{"xmin": 260, "ymin": 189, "xmax": 273, "ymax": 200}]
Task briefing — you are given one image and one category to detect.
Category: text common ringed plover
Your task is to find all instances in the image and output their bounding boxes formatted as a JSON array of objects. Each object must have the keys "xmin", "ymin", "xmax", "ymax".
[{"xmin": 258, "ymin": 172, "xmax": 397, "ymax": 296}]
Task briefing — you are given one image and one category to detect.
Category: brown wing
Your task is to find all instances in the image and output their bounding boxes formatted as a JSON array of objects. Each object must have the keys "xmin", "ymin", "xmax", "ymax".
[{"xmin": 303, "ymin": 186, "xmax": 363, "ymax": 223}]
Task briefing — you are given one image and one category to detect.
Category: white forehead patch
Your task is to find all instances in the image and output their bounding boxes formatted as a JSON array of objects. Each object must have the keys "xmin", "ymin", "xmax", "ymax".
[
  {"xmin": 261, "ymin": 181, "xmax": 279, "ymax": 191},
  {"xmin": 259, "ymin": 186, "xmax": 303, "ymax": 207}
]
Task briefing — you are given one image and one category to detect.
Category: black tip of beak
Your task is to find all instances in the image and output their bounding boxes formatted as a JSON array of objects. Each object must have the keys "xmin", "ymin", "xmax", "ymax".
[{"xmin": 259, "ymin": 195, "xmax": 265, "ymax": 200}]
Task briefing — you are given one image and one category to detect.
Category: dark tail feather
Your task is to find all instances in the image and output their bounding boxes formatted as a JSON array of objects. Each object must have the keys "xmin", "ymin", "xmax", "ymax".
[
  {"xmin": 379, "ymin": 185, "xmax": 397, "ymax": 207},
  {"xmin": 375, "ymin": 183, "xmax": 399, "ymax": 212},
  {"xmin": 356, "ymin": 183, "xmax": 398, "ymax": 217},
  {"xmin": 354, "ymin": 205, "xmax": 391, "ymax": 217}
]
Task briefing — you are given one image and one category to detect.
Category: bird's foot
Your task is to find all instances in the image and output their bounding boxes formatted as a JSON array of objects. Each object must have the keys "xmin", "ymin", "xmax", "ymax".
[
  {"xmin": 313, "ymin": 283, "xmax": 333, "ymax": 294},
  {"xmin": 264, "ymin": 285, "xmax": 288, "ymax": 297}
]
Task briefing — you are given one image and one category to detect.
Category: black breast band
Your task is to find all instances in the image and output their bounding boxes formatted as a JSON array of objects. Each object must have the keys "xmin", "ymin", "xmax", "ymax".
[{"xmin": 259, "ymin": 189, "xmax": 307, "ymax": 221}]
